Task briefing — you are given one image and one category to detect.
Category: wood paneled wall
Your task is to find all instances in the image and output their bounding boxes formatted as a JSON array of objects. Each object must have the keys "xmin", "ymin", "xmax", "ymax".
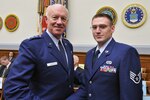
[
  {"xmin": 0, "ymin": 50, "xmax": 150, "ymax": 68},
  {"xmin": 0, "ymin": 50, "xmax": 18, "ymax": 58},
  {"xmin": 140, "ymin": 55, "xmax": 150, "ymax": 68}
]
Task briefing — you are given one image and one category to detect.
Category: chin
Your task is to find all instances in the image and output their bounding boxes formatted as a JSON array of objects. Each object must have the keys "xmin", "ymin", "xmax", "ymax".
[
  {"xmin": 55, "ymin": 32, "xmax": 63, "ymax": 36},
  {"xmin": 96, "ymin": 38, "xmax": 103, "ymax": 42}
]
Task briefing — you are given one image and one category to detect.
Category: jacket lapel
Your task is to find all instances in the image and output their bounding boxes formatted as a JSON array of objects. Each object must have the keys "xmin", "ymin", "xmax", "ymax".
[
  {"xmin": 89, "ymin": 38, "xmax": 116, "ymax": 80},
  {"xmin": 63, "ymin": 40, "xmax": 73, "ymax": 74},
  {"xmin": 86, "ymin": 48, "xmax": 95, "ymax": 77},
  {"xmin": 92, "ymin": 51, "xmax": 108, "ymax": 74},
  {"xmin": 42, "ymin": 32, "xmax": 69, "ymax": 73}
]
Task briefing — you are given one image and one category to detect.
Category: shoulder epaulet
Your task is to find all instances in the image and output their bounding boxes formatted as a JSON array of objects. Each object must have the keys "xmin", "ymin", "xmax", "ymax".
[
  {"xmin": 28, "ymin": 35, "xmax": 42, "ymax": 40},
  {"xmin": 63, "ymin": 38, "xmax": 69, "ymax": 42}
]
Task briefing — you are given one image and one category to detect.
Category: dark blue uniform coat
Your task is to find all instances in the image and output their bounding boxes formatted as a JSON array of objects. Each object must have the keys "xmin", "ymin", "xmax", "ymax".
[
  {"xmin": 4, "ymin": 32, "xmax": 74, "ymax": 100},
  {"xmin": 67, "ymin": 38, "xmax": 142, "ymax": 100}
]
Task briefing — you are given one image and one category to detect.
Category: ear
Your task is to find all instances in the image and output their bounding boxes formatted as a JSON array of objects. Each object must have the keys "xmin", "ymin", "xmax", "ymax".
[{"xmin": 111, "ymin": 25, "xmax": 115, "ymax": 33}]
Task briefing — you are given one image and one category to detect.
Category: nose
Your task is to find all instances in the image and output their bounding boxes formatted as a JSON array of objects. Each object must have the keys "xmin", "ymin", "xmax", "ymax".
[
  {"xmin": 56, "ymin": 17, "xmax": 63, "ymax": 24},
  {"xmin": 95, "ymin": 27, "xmax": 101, "ymax": 32}
]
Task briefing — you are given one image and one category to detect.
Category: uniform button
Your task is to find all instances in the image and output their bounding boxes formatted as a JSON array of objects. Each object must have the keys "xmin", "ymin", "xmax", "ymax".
[
  {"xmin": 69, "ymin": 85, "xmax": 72, "ymax": 88},
  {"xmin": 89, "ymin": 93, "xmax": 92, "ymax": 97},
  {"xmin": 89, "ymin": 81, "xmax": 92, "ymax": 84}
]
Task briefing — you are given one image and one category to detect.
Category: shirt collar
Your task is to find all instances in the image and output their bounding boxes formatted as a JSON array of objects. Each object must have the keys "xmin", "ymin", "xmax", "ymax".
[
  {"xmin": 7, "ymin": 62, "xmax": 11, "ymax": 69},
  {"xmin": 96, "ymin": 37, "xmax": 112, "ymax": 53},
  {"xmin": 46, "ymin": 29, "xmax": 63, "ymax": 48}
]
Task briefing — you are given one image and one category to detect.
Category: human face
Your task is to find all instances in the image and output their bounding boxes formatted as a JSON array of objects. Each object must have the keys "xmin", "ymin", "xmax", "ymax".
[
  {"xmin": 91, "ymin": 17, "xmax": 115, "ymax": 47},
  {"xmin": 46, "ymin": 5, "xmax": 68, "ymax": 39},
  {"xmin": 9, "ymin": 52, "xmax": 14, "ymax": 57},
  {"xmin": 73, "ymin": 55, "xmax": 79, "ymax": 66},
  {"xmin": 0, "ymin": 59, "xmax": 9, "ymax": 66}
]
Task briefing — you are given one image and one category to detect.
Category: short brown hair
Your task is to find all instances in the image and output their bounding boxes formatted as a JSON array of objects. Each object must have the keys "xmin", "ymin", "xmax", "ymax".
[{"xmin": 92, "ymin": 13, "xmax": 113, "ymax": 25}]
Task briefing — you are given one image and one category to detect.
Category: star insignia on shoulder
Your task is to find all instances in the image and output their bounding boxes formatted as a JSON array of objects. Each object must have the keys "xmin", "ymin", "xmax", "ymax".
[{"xmin": 29, "ymin": 35, "xmax": 41, "ymax": 40}]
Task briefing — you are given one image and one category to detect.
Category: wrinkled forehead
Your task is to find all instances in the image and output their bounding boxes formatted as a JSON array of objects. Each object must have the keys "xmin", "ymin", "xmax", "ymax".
[
  {"xmin": 51, "ymin": 8, "xmax": 68, "ymax": 17},
  {"xmin": 47, "ymin": 4, "xmax": 68, "ymax": 17}
]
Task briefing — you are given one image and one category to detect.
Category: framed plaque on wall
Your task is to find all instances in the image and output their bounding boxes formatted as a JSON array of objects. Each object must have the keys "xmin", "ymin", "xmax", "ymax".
[
  {"xmin": 0, "ymin": 17, "xmax": 3, "ymax": 30},
  {"xmin": 96, "ymin": 6, "xmax": 118, "ymax": 25},
  {"xmin": 122, "ymin": 3, "xmax": 147, "ymax": 28},
  {"xmin": 5, "ymin": 14, "xmax": 19, "ymax": 32}
]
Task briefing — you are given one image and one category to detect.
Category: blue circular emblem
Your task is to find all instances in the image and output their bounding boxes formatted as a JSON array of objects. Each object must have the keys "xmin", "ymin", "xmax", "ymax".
[{"xmin": 122, "ymin": 4, "xmax": 147, "ymax": 28}]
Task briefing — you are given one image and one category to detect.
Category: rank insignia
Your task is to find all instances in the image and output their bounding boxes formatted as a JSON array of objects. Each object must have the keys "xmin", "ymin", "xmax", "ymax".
[
  {"xmin": 49, "ymin": 43, "xmax": 52, "ymax": 46},
  {"xmin": 130, "ymin": 71, "xmax": 141, "ymax": 84},
  {"xmin": 105, "ymin": 50, "xmax": 109, "ymax": 54}
]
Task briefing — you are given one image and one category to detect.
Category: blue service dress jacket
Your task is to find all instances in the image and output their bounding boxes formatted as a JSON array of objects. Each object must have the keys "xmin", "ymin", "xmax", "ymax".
[
  {"xmin": 67, "ymin": 38, "xmax": 143, "ymax": 100},
  {"xmin": 4, "ymin": 31, "xmax": 74, "ymax": 100}
]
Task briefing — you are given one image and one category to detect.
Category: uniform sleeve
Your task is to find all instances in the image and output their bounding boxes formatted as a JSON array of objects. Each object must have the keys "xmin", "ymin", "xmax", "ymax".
[
  {"xmin": 67, "ymin": 69, "xmax": 88, "ymax": 100},
  {"xmin": 74, "ymin": 67, "xmax": 84, "ymax": 85},
  {"xmin": 119, "ymin": 47, "xmax": 143, "ymax": 100},
  {"xmin": 4, "ymin": 40, "xmax": 40, "ymax": 100}
]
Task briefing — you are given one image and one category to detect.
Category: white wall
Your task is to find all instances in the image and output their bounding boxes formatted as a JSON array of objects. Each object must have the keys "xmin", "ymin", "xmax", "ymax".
[
  {"xmin": 0, "ymin": 0, "xmax": 38, "ymax": 44},
  {"xmin": 0, "ymin": 0, "xmax": 150, "ymax": 54},
  {"xmin": 67, "ymin": 0, "xmax": 150, "ymax": 46}
]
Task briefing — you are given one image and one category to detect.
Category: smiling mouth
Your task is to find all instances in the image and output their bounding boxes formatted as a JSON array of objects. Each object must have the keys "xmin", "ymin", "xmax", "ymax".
[
  {"xmin": 96, "ymin": 35, "xmax": 103, "ymax": 38},
  {"xmin": 55, "ymin": 26, "xmax": 62, "ymax": 28},
  {"xmin": 55, "ymin": 26, "xmax": 64, "ymax": 30}
]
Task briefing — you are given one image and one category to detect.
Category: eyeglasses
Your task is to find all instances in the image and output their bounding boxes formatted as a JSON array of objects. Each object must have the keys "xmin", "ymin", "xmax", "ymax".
[{"xmin": 90, "ymin": 24, "xmax": 110, "ymax": 30}]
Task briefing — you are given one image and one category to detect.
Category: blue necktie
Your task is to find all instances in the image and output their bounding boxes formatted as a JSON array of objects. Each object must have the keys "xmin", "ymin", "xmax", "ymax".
[
  {"xmin": 92, "ymin": 50, "xmax": 100, "ymax": 66},
  {"xmin": 58, "ymin": 41, "xmax": 67, "ymax": 66}
]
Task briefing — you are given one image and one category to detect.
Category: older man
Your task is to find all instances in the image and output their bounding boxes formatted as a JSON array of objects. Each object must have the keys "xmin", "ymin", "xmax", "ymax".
[{"xmin": 4, "ymin": 4, "xmax": 75, "ymax": 100}]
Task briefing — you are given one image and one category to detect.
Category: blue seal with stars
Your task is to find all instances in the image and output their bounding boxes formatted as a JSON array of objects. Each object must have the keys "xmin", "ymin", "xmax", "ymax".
[{"xmin": 122, "ymin": 3, "xmax": 147, "ymax": 28}]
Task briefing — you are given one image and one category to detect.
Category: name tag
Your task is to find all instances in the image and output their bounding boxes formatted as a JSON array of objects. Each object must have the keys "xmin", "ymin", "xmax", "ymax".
[{"xmin": 47, "ymin": 62, "xmax": 58, "ymax": 67}]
